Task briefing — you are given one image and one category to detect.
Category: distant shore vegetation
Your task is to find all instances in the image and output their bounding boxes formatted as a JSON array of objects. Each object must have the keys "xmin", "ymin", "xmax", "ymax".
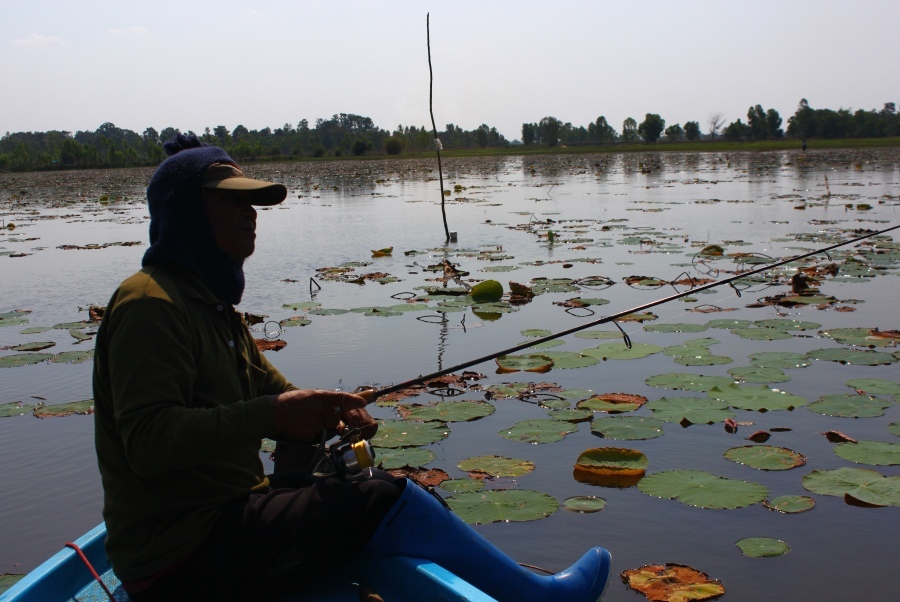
[{"xmin": 1, "ymin": 99, "xmax": 897, "ymax": 172}]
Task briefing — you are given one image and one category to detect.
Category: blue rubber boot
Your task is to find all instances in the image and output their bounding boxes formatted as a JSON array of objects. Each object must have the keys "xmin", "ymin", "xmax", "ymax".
[{"xmin": 363, "ymin": 479, "xmax": 611, "ymax": 602}]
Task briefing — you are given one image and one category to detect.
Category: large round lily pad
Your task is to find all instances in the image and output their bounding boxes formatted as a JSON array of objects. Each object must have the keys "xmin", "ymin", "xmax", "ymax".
[
  {"xmin": 708, "ymin": 384, "xmax": 807, "ymax": 411},
  {"xmin": 749, "ymin": 352, "xmax": 810, "ymax": 369},
  {"xmin": 821, "ymin": 327, "xmax": 894, "ymax": 348},
  {"xmin": 845, "ymin": 378, "xmax": 900, "ymax": 396},
  {"xmin": 574, "ymin": 447, "xmax": 648, "ymax": 487},
  {"xmin": 563, "ymin": 496, "xmax": 607, "ymax": 513},
  {"xmin": 806, "ymin": 347, "xmax": 897, "ymax": 366},
  {"xmin": 638, "ymin": 469, "xmax": 768, "ymax": 509},
  {"xmin": 730, "ymin": 327, "xmax": 794, "ymax": 341},
  {"xmin": 577, "ymin": 393, "xmax": 647, "ymax": 414},
  {"xmin": 457, "ymin": 455, "xmax": 535, "ymax": 478},
  {"xmin": 581, "ymin": 342, "xmax": 664, "ymax": 360},
  {"xmin": 645, "ymin": 373, "xmax": 734, "ymax": 392},
  {"xmin": 439, "ymin": 478, "xmax": 485, "ymax": 493},
  {"xmin": 621, "ymin": 563, "xmax": 725, "ymax": 602},
  {"xmin": 754, "ymin": 318, "xmax": 821, "ymax": 331},
  {"xmin": 648, "ymin": 396, "xmax": 735, "ymax": 425},
  {"xmin": 370, "ymin": 420, "xmax": 449, "ymax": 448},
  {"xmin": 724, "ymin": 445, "xmax": 807, "ymax": 470},
  {"xmin": 807, "ymin": 394, "xmax": 892, "ymax": 418},
  {"xmin": 643, "ymin": 323, "xmax": 709, "ymax": 333},
  {"xmin": 376, "ymin": 448, "xmax": 436, "ymax": 469},
  {"xmin": 538, "ymin": 351, "xmax": 600, "ymax": 369},
  {"xmin": 495, "ymin": 354, "xmax": 554, "ymax": 373},
  {"xmin": 802, "ymin": 467, "xmax": 900, "ymax": 506},
  {"xmin": 447, "ymin": 489, "xmax": 558, "ymax": 524},
  {"xmin": 0, "ymin": 401, "xmax": 43, "ymax": 417},
  {"xmin": 591, "ymin": 416, "xmax": 665, "ymax": 440},
  {"xmin": 736, "ymin": 537, "xmax": 790, "ymax": 558},
  {"xmin": 834, "ymin": 441, "xmax": 900, "ymax": 465},
  {"xmin": 0, "ymin": 353, "xmax": 54, "ymax": 368},
  {"xmin": 33, "ymin": 400, "xmax": 94, "ymax": 417},
  {"xmin": 499, "ymin": 419, "xmax": 578, "ymax": 444},
  {"xmin": 728, "ymin": 366, "xmax": 790, "ymax": 384},
  {"xmin": 398, "ymin": 400, "xmax": 494, "ymax": 423}
]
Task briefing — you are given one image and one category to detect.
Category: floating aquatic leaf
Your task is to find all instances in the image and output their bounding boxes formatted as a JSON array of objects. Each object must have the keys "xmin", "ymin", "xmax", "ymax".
[
  {"xmin": 0, "ymin": 310, "xmax": 31, "ymax": 328},
  {"xmin": 398, "ymin": 400, "xmax": 494, "ymax": 423},
  {"xmin": 708, "ymin": 384, "xmax": 807, "ymax": 412},
  {"xmin": 581, "ymin": 342, "xmax": 663, "ymax": 360},
  {"xmin": 823, "ymin": 430, "xmax": 857, "ymax": 443},
  {"xmin": 33, "ymin": 399, "xmax": 94, "ymax": 418},
  {"xmin": 281, "ymin": 301, "xmax": 322, "ymax": 311},
  {"xmin": 889, "ymin": 422, "xmax": 900, "ymax": 437},
  {"xmin": 802, "ymin": 467, "xmax": 900, "ymax": 506},
  {"xmin": 0, "ymin": 353, "xmax": 54, "ymax": 368},
  {"xmin": 457, "ymin": 455, "xmax": 535, "ymax": 478},
  {"xmin": 646, "ymin": 373, "xmax": 735, "ymax": 392},
  {"xmin": 538, "ymin": 351, "xmax": 599, "ymax": 369},
  {"xmin": 376, "ymin": 448, "xmax": 436, "ymax": 469},
  {"xmin": 707, "ymin": 318, "xmax": 755, "ymax": 329},
  {"xmin": 573, "ymin": 330, "xmax": 622, "ymax": 339},
  {"xmin": 499, "ymin": 419, "xmax": 578, "ymax": 444},
  {"xmin": 621, "ymin": 563, "xmax": 725, "ymax": 602},
  {"xmin": 753, "ymin": 318, "xmax": 821, "ymax": 331},
  {"xmin": 447, "ymin": 489, "xmax": 558, "ymax": 524},
  {"xmin": 844, "ymin": 378, "xmax": 900, "ymax": 396},
  {"xmin": 495, "ymin": 353, "xmax": 554, "ymax": 373},
  {"xmin": 834, "ymin": 441, "xmax": 900, "ymax": 465},
  {"xmin": 563, "ymin": 496, "xmax": 607, "ymax": 513},
  {"xmin": 730, "ymin": 327, "xmax": 794, "ymax": 341},
  {"xmin": 727, "ymin": 366, "xmax": 790, "ymax": 384},
  {"xmin": 307, "ymin": 308, "xmax": 350, "ymax": 316},
  {"xmin": 521, "ymin": 329, "xmax": 552, "ymax": 337},
  {"xmin": 674, "ymin": 353, "xmax": 733, "ymax": 366},
  {"xmin": 0, "ymin": 401, "xmax": 43, "ymax": 417},
  {"xmin": 807, "ymin": 394, "xmax": 892, "ymax": 418},
  {"xmin": 618, "ymin": 312, "xmax": 658, "ymax": 323},
  {"xmin": 648, "ymin": 397, "xmax": 735, "ymax": 425},
  {"xmin": 280, "ymin": 317, "xmax": 312, "ymax": 327},
  {"xmin": 748, "ymin": 351, "xmax": 811, "ymax": 369},
  {"xmin": 806, "ymin": 347, "xmax": 897, "ymax": 366},
  {"xmin": 644, "ymin": 323, "xmax": 709, "ymax": 333},
  {"xmin": 638, "ymin": 469, "xmax": 768, "ymax": 509},
  {"xmin": 4, "ymin": 341, "xmax": 54, "ymax": 352},
  {"xmin": 763, "ymin": 495, "xmax": 816, "ymax": 513},
  {"xmin": 530, "ymin": 278, "xmax": 579, "ymax": 294},
  {"xmin": 592, "ymin": 415, "xmax": 665, "ymax": 440},
  {"xmin": 370, "ymin": 419, "xmax": 449, "ymax": 448},
  {"xmin": 573, "ymin": 447, "xmax": 648, "ymax": 487},
  {"xmin": 549, "ymin": 408, "xmax": 594, "ymax": 422},
  {"xmin": 821, "ymin": 327, "xmax": 894, "ymax": 348},
  {"xmin": 736, "ymin": 537, "xmax": 790, "ymax": 558},
  {"xmin": 50, "ymin": 350, "xmax": 94, "ymax": 364},
  {"xmin": 439, "ymin": 478, "xmax": 485, "ymax": 493},
  {"xmin": 19, "ymin": 326, "xmax": 51, "ymax": 334},
  {"xmin": 724, "ymin": 445, "xmax": 806, "ymax": 470},
  {"xmin": 578, "ymin": 393, "xmax": 647, "ymax": 414}
]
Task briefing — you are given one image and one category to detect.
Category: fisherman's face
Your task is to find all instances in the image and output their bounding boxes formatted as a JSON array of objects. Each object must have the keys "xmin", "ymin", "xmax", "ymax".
[{"xmin": 203, "ymin": 189, "xmax": 258, "ymax": 259}]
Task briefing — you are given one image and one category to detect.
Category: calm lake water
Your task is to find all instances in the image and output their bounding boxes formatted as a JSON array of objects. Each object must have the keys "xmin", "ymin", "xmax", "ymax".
[{"xmin": 1, "ymin": 149, "xmax": 898, "ymax": 600}]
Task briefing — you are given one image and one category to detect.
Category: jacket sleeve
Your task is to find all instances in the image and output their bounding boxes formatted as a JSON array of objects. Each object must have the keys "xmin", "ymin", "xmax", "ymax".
[{"xmin": 105, "ymin": 295, "xmax": 278, "ymax": 476}]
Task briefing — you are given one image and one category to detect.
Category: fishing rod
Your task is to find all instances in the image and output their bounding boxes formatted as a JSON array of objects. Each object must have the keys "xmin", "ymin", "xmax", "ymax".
[{"xmin": 360, "ymin": 224, "xmax": 898, "ymax": 402}]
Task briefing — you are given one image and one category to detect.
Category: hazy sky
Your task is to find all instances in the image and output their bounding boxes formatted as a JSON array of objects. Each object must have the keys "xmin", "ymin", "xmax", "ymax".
[{"xmin": 4, "ymin": 0, "xmax": 898, "ymax": 141}]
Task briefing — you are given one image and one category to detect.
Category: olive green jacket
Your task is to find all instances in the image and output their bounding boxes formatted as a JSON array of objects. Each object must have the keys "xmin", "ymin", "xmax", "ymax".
[{"xmin": 93, "ymin": 264, "xmax": 293, "ymax": 581}]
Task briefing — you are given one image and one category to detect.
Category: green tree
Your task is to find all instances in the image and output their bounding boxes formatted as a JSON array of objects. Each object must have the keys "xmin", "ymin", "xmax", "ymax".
[
  {"xmin": 683, "ymin": 121, "xmax": 701, "ymax": 140},
  {"xmin": 621, "ymin": 117, "xmax": 638, "ymax": 143},
  {"xmin": 637, "ymin": 113, "xmax": 665, "ymax": 143},
  {"xmin": 747, "ymin": 105, "xmax": 768, "ymax": 140},
  {"xmin": 664, "ymin": 123, "xmax": 684, "ymax": 141},
  {"xmin": 724, "ymin": 119, "xmax": 750, "ymax": 141},
  {"xmin": 538, "ymin": 117, "xmax": 562, "ymax": 147}
]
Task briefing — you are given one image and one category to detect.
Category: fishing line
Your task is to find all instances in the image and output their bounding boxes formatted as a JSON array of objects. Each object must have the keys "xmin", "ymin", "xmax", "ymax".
[{"xmin": 365, "ymin": 224, "xmax": 898, "ymax": 400}]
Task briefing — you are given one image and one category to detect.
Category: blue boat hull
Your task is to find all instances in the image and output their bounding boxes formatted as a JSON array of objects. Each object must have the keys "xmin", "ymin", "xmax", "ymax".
[{"xmin": 0, "ymin": 523, "xmax": 498, "ymax": 602}]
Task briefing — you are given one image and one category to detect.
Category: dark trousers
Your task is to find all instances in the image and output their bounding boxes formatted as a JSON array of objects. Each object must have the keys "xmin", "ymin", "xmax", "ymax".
[{"xmin": 129, "ymin": 467, "xmax": 402, "ymax": 602}]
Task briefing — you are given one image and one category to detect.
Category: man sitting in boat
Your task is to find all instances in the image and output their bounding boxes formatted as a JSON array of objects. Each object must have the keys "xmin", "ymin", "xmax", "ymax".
[{"xmin": 92, "ymin": 134, "xmax": 611, "ymax": 601}]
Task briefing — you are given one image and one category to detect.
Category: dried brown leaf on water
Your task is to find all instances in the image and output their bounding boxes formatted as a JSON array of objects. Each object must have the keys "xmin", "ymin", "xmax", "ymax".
[
  {"xmin": 823, "ymin": 430, "xmax": 858, "ymax": 443},
  {"xmin": 255, "ymin": 339, "xmax": 287, "ymax": 352},
  {"xmin": 746, "ymin": 430, "xmax": 771, "ymax": 443},
  {"xmin": 386, "ymin": 466, "xmax": 449, "ymax": 488},
  {"xmin": 724, "ymin": 418, "xmax": 739, "ymax": 433},
  {"xmin": 621, "ymin": 563, "xmax": 725, "ymax": 601}
]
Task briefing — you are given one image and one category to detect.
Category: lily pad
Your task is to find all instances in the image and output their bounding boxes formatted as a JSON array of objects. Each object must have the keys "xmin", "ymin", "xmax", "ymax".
[
  {"xmin": 499, "ymin": 419, "xmax": 578, "ymax": 444},
  {"xmin": 33, "ymin": 399, "xmax": 94, "ymax": 417},
  {"xmin": 728, "ymin": 366, "xmax": 790, "ymax": 384},
  {"xmin": 50, "ymin": 350, "xmax": 94, "ymax": 364},
  {"xmin": 749, "ymin": 352, "xmax": 811, "ymax": 369},
  {"xmin": 806, "ymin": 347, "xmax": 897, "ymax": 366},
  {"xmin": 470, "ymin": 279, "xmax": 503, "ymax": 303},
  {"xmin": 707, "ymin": 318, "xmax": 754, "ymax": 329},
  {"xmin": 398, "ymin": 400, "xmax": 494, "ymax": 423},
  {"xmin": 890, "ymin": 422, "xmax": 900, "ymax": 437},
  {"xmin": 376, "ymin": 448, "xmax": 437, "ymax": 469},
  {"xmin": 563, "ymin": 496, "xmax": 607, "ymax": 513},
  {"xmin": 708, "ymin": 384, "xmax": 807, "ymax": 412},
  {"xmin": 370, "ymin": 419, "xmax": 449, "ymax": 448},
  {"xmin": 447, "ymin": 489, "xmax": 559, "ymax": 524},
  {"xmin": 648, "ymin": 397, "xmax": 735, "ymax": 425},
  {"xmin": 495, "ymin": 354, "xmax": 554, "ymax": 373},
  {"xmin": 730, "ymin": 327, "xmax": 794, "ymax": 341},
  {"xmin": 643, "ymin": 323, "xmax": 709, "ymax": 333},
  {"xmin": 674, "ymin": 354, "xmax": 733, "ymax": 366},
  {"xmin": 802, "ymin": 467, "xmax": 900, "ymax": 506},
  {"xmin": 821, "ymin": 327, "xmax": 895, "ymax": 348},
  {"xmin": 581, "ymin": 342, "xmax": 664, "ymax": 360},
  {"xmin": 439, "ymin": 478, "xmax": 485, "ymax": 493},
  {"xmin": 834, "ymin": 441, "xmax": 900, "ymax": 465},
  {"xmin": 521, "ymin": 329, "xmax": 552, "ymax": 337},
  {"xmin": 736, "ymin": 537, "xmax": 790, "ymax": 558},
  {"xmin": 549, "ymin": 408, "xmax": 594, "ymax": 422},
  {"xmin": 538, "ymin": 351, "xmax": 599, "ymax": 369},
  {"xmin": 807, "ymin": 394, "xmax": 892, "ymax": 418},
  {"xmin": 724, "ymin": 445, "xmax": 807, "ymax": 470},
  {"xmin": 845, "ymin": 378, "xmax": 900, "ymax": 396},
  {"xmin": 578, "ymin": 393, "xmax": 647, "ymax": 414},
  {"xmin": 573, "ymin": 447, "xmax": 648, "ymax": 487},
  {"xmin": 763, "ymin": 495, "xmax": 816, "ymax": 513},
  {"xmin": 0, "ymin": 310, "xmax": 31, "ymax": 327},
  {"xmin": 591, "ymin": 416, "xmax": 665, "ymax": 440},
  {"xmin": 621, "ymin": 563, "xmax": 725, "ymax": 602},
  {"xmin": 0, "ymin": 353, "xmax": 54, "ymax": 368},
  {"xmin": 753, "ymin": 318, "xmax": 821, "ymax": 331},
  {"xmin": 457, "ymin": 455, "xmax": 536, "ymax": 478},
  {"xmin": 6, "ymin": 341, "xmax": 54, "ymax": 352},
  {"xmin": 638, "ymin": 469, "xmax": 768, "ymax": 509},
  {"xmin": 645, "ymin": 373, "xmax": 735, "ymax": 392},
  {"xmin": 0, "ymin": 401, "xmax": 43, "ymax": 417},
  {"xmin": 573, "ymin": 330, "xmax": 622, "ymax": 339}
]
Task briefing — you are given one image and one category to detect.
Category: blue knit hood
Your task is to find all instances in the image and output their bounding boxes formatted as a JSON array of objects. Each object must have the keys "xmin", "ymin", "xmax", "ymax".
[{"xmin": 142, "ymin": 134, "xmax": 246, "ymax": 304}]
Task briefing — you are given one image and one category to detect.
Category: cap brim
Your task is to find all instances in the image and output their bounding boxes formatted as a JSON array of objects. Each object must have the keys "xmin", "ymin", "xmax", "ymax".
[{"xmin": 204, "ymin": 178, "xmax": 287, "ymax": 206}]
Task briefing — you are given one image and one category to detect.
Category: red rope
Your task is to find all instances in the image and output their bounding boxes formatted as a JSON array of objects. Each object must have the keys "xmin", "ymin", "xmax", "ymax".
[{"xmin": 64, "ymin": 542, "xmax": 115, "ymax": 602}]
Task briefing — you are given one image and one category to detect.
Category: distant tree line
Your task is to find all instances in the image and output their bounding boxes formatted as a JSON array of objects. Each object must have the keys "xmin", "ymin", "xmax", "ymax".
[
  {"xmin": 0, "ymin": 114, "xmax": 509, "ymax": 172},
  {"xmin": 520, "ymin": 99, "xmax": 899, "ymax": 146},
  {"xmin": 1, "ymin": 99, "xmax": 897, "ymax": 172}
]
